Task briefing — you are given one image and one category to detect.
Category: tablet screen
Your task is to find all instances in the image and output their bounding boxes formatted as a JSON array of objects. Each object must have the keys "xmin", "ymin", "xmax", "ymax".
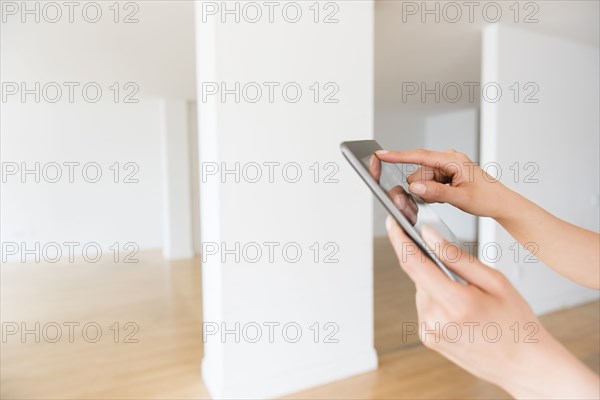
[
  {"xmin": 341, "ymin": 140, "xmax": 465, "ymax": 283},
  {"xmin": 362, "ymin": 153, "xmax": 459, "ymax": 244}
]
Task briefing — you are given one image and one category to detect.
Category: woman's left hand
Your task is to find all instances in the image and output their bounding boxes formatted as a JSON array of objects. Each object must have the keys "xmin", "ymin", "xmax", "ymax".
[{"xmin": 386, "ymin": 216, "xmax": 600, "ymax": 399}]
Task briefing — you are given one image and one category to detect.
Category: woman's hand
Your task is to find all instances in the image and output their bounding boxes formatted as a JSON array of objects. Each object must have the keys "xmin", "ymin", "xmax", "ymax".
[
  {"xmin": 386, "ymin": 216, "xmax": 600, "ymax": 399},
  {"xmin": 376, "ymin": 148, "xmax": 600, "ymax": 289},
  {"xmin": 375, "ymin": 149, "xmax": 513, "ymax": 219}
]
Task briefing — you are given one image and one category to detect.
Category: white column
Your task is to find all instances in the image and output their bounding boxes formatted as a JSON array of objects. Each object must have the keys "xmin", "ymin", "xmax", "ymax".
[
  {"xmin": 480, "ymin": 25, "xmax": 600, "ymax": 314},
  {"xmin": 160, "ymin": 99, "xmax": 194, "ymax": 260},
  {"xmin": 195, "ymin": 1, "xmax": 376, "ymax": 398}
]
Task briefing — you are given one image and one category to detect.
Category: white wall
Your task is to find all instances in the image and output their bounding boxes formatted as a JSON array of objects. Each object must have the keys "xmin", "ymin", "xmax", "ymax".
[
  {"xmin": 196, "ymin": 1, "xmax": 377, "ymax": 397},
  {"xmin": 1, "ymin": 100, "xmax": 164, "ymax": 260},
  {"xmin": 480, "ymin": 25, "xmax": 600, "ymax": 314},
  {"xmin": 425, "ymin": 109, "xmax": 479, "ymax": 243},
  {"xmin": 188, "ymin": 101, "xmax": 202, "ymax": 255},
  {"xmin": 160, "ymin": 99, "xmax": 194, "ymax": 259},
  {"xmin": 0, "ymin": 1, "xmax": 196, "ymax": 99},
  {"xmin": 0, "ymin": 2, "xmax": 196, "ymax": 260}
]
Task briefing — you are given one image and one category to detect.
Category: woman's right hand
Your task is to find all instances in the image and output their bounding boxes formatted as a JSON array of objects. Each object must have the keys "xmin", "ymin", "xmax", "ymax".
[
  {"xmin": 375, "ymin": 149, "xmax": 513, "ymax": 219},
  {"xmin": 376, "ymin": 148, "xmax": 600, "ymax": 289}
]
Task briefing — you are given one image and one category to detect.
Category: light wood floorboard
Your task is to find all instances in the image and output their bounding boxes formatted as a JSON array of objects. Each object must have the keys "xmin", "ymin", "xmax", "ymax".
[{"xmin": 1, "ymin": 239, "xmax": 597, "ymax": 399}]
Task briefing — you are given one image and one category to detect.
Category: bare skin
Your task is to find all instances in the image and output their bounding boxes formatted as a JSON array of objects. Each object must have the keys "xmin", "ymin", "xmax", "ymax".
[
  {"xmin": 376, "ymin": 148, "xmax": 600, "ymax": 289},
  {"xmin": 376, "ymin": 148, "xmax": 600, "ymax": 398}
]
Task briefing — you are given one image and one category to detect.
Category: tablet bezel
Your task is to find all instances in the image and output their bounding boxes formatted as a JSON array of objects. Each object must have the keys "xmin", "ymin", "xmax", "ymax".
[{"xmin": 340, "ymin": 139, "xmax": 466, "ymax": 284}]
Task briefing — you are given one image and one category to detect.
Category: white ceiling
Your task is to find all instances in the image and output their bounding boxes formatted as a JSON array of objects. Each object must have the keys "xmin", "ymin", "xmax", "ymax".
[
  {"xmin": 0, "ymin": 1, "xmax": 197, "ymax": 99},
  {"xmin": 2, "ymin": 1, "xmax": 597, "ymax": 105},
  {"xmin": 375, "ymin": 0, "xmax": 600, "ymax": 114}
]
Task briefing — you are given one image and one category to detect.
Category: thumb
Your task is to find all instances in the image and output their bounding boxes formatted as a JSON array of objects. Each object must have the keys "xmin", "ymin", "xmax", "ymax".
[
  {"xmin": 409, "ymin": 181, "xmax": 460, "ymax": 205},
  {"xmin": 421, "ymin": 225, "xmax": 508, "ymax": 295}
]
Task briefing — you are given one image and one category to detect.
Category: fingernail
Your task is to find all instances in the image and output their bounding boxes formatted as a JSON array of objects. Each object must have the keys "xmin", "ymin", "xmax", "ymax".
[
  {"xmin": 385, "ymin": 215, "xmax": 394, "ymax": 231},
  {"xmin": 369, "ymin": 154, "xmax": 376, "ymax": 169},
  {"xmin": 375, "ymin": 150, "xmax": 388, "ymax": 156},
  {"xmin": 410, "ymin": 182, "xmax": 426, "ymax": 195}
]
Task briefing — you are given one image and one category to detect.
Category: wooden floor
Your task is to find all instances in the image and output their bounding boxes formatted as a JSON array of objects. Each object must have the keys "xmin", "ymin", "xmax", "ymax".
[{"xmin": 1, "ymin": 239, "xmax": 598, "ymax": 399}]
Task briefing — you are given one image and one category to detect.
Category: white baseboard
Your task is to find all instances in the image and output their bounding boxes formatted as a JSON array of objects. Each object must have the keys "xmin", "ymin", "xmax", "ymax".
[{"xmin": 202, "ymin": 348, "xmax": 378, "ymax": 399}]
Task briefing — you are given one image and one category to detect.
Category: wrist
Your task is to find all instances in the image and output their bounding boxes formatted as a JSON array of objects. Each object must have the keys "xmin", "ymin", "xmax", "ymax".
[
  {"xmin": 499, "ymin": 329, "xmax": 599, "ymax": 399},
  {"xmin": 489, "ymin": 183, "xmax": 522, "ymax": 222},
  {"xmin": 496, "ymin": 327, "xmax": 556, "ymax": 397}
]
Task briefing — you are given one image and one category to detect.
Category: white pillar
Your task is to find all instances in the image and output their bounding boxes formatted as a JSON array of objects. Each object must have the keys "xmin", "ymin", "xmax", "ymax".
[
  {"xmin": 195, "ymin": 1, "xmax": 376, "ymax": 398},
  {"xmin": 160, "ymin": 99, "xmax": 194, "ymax": 260},
  {"xmin": 479, "ymin": 25, "xmax": 600, "ymax": 314}
]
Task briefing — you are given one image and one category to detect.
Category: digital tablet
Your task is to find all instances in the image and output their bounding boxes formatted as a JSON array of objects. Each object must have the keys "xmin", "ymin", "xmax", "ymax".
[{"xmin": 340, "ymin": 140, "xmax": 467, "ymax": 284}]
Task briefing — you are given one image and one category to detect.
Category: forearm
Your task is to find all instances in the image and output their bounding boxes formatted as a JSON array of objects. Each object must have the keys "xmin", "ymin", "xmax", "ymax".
[
  {"xmin": 501, "ymin": 329, "xmax": 599, "ymax": 399},
  {"xmin": 494, "ymin": 187, "xmax": 600, "ymax": 289}
]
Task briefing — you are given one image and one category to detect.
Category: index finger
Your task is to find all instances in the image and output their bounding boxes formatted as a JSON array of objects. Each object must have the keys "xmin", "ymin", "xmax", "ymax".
[{"xmin": 376, "ymin": 149, "xmax": 458, "ymax": 172}]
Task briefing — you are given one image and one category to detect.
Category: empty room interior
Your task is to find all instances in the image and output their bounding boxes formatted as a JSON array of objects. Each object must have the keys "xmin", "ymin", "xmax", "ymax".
[{"xmin": 1, "ymin": 1, "xmax": 599, "ymax": 399}]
